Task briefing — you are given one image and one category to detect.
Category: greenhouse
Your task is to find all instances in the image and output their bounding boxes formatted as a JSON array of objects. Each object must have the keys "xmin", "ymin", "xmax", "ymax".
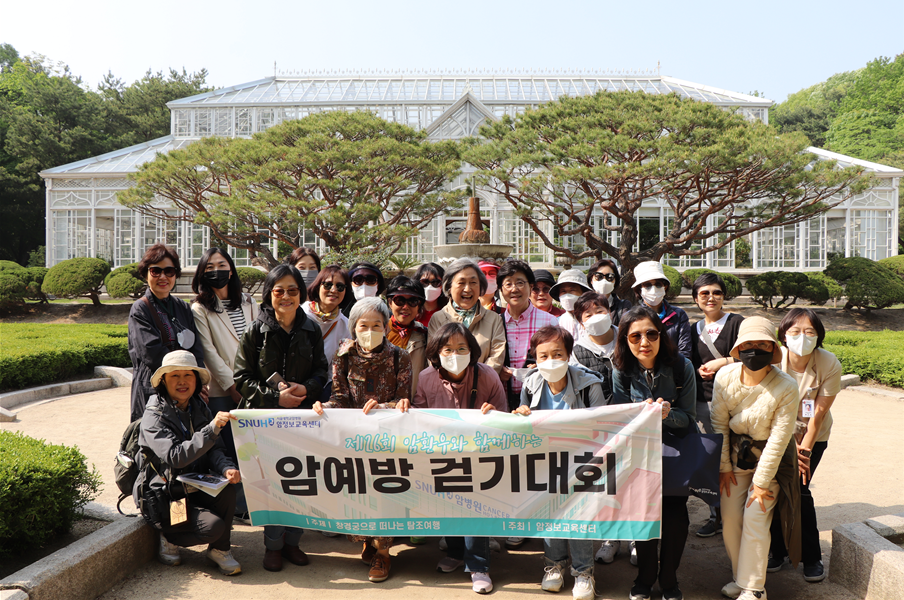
[{"xmin": 40, "ymin": 70, "xmax": 901, "ymax": 271}]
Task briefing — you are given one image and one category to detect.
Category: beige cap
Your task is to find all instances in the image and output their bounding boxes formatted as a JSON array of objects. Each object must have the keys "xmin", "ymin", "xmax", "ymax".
[
  {"xmin": 151, "ymin": 350, "xmax": 211, "ymax": 388},
  {"xmin": 729, "ymin": 317, "xmax": 783, "ymax": 364}
]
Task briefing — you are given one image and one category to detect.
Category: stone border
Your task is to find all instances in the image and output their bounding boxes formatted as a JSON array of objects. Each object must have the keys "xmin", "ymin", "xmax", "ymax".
[
  {"xmin": 0, "ymin": 515, "xmax": 154, "ymax": 600},
  {"xmin": 0, "ymin": 378, "xmax": 113, "ymax": 411},
  {"xmin": 831, "ymin": 513, "xmax": 904, "ymax": 600}
]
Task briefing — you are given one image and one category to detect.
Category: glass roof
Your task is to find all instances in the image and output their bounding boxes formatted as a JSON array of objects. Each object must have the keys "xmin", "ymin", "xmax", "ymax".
[
  {"xmin": 168, "ymin": 73, "xmax": 772, "ymax": 107},
  {"xmin": 41, "ymin": 136, "xmax": 193, "ymax": 175}
]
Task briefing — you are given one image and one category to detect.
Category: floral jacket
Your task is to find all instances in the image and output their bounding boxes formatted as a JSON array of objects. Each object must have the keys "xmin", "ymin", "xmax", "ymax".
[{"xmin": 325, "ymin": 339, "xmax": 412, "ymax": 409}]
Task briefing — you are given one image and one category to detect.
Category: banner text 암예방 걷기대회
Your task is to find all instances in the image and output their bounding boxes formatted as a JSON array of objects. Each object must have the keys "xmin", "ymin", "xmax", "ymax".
[{"xmin": 231, "ymin": 403, "xmax": 662, "ymax": 540}]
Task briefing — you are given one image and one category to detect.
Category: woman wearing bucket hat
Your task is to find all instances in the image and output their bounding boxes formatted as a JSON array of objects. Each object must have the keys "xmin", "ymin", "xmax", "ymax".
[
  {"xmin": 133, "ymin": 350, "xmax": 242, "ymax": 576},
  {"xmin": 631, "ymin": 261, "xmax": 692, "ymax": 360},
  {"xmin": 711, "ymin": 317, "xmax": 801, "ymax": 600},
  {"xmin": 549, "ymin": 269, "xmax": 592, "ymax": 342}
]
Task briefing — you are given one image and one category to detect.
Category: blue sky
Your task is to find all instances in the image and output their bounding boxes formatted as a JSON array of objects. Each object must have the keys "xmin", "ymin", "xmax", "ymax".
[{"xmin": 3, "ymin": 0, "xmax": 902, "ymax": 104}]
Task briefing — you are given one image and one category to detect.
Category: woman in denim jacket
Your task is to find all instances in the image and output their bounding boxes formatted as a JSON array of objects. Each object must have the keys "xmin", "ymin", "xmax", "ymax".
[{"xmin": 612, "ymin": 305, "xmax": 696, "ymax": 600}]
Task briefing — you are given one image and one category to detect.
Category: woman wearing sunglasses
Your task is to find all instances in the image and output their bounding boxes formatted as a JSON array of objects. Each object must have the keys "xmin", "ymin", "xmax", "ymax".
[
  {"xmin": 233, "ymin": 264, "xmax": 329, "ymax": 572},
  {"xmin": 612, "ymin": 305, "xmax": 696, "ymax": 600},
  {"xmin": 385, "ymin": 276, "xmax": 428, "ymax": 394},
  {"xmin": 303, "ymin": 265, "xmax": 352, "ymax": 403},
  {"xmin": 414, "ymin": 262, "xmax": 447, "ymax": 327},
  {"xmin": 631, "ymin": 261, "xmax": 692, "ymax": 360},
  {"xmin": 586, "ymin": 259, "xmax": 632, "ymax": 328},
  {"xmin": 343, "ymin": 262, "xmax": 386, "ymax": 317},
  {"xmin": 128, "ymin": 243, "xmax": 205, "ymax": 421}
]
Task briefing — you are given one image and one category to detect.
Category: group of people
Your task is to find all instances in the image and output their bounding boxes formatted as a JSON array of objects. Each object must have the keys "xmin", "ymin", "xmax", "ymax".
[{"xmin": 127, "ymin": 243, "xmax": 841, "ymax": 600}]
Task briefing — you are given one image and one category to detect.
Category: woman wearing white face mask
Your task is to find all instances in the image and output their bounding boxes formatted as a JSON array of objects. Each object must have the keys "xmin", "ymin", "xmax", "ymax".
[
  {"xmin": 632, "ymin": 261, "xmax": 692, "ymax": 360},
  {"xmin": 513, "ymin": 325, "xmax": 607, "ymax": 600},
  {"xmin": 478, "ymin": 260, "xmax": 504, "ymax": 315},
  {"xmin": 414, "ymin": 262, "xmax": 447, "ymax": 327},
  {"xmin": 343, "ymin": 262, "xmax": 386, "ymax": 318},
  {"xmin": 767, "ymin": 308, "xmax": 840, "ymax": 584},
  {"xmin": 549, "ymin": 269, "xmax": 592, "ymax": 342},
  {"xmin": 587, "ymin": 259, "xmax": 632, "ymax": 327}
]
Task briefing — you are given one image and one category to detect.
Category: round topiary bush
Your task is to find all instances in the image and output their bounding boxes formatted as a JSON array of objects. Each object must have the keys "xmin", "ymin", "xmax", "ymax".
[
  {"xmin": 878, "ymin": 256, "xmax": 904, "ymax": 281},
  {"xmin": 746, "ymin": 271, "xmax": 829, "ymax": 309},
  {"xmin": 807, "ymin": 271, "xmax": 844, "ymax": 305},
  {"xmin": 0, "ymin": 272, "xmax": 27, "ymax": 309},
  {"xmin": 41, "ymin": 258, "xmax": 111, "ymax": 306},
  {"xmin": 237, "ymin": 267, "xmax": 267, "ymax": 295},
  {"xmin": 680, "ymin": 268, "xmax": 742, "ymax": 300},
  {"xmin": 825, "ymin": 257, "xmax": 904, "ymax": 311},
  {"xmin": 0, "ymin": 260, "xmax": 24, "ymax": 271},
  {"xmin": 0, "ymin": 431, "xmax": 101, "ymax": 557},
  {"xmin": 662, "ymin": 264, "xmax": 683, "ymax": 302},
  {"xmin": 104, "ymin": 263, "xmax": 147, "ymax": 299}
]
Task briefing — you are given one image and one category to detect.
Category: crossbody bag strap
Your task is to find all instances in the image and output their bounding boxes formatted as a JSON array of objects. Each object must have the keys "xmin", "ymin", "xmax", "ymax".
[
  {"xmin": 469, "ymin": 364, "xmax": 480, "ymax": 409},
  {"xmin": 142, "ymin": 296, "xmax": 168, "ymax": 336},
  {"xmin": 699, "ymin": 323, "xmax": 724, "ymax": 360}
]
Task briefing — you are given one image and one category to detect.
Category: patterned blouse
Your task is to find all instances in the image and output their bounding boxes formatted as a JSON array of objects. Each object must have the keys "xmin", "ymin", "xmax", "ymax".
[{"xmin": 325, "ymin": 339, "xmax": 413, "ymax": 409}]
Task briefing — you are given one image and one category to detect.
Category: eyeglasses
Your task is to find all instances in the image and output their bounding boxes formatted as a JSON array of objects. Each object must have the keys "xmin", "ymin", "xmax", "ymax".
[
  {"xmin": 697, "ymin": 290, "xmax": 724, "ymax": 298},
  {"xmin": 148, "ymin": 266, "xmax": 177, "ymax": 278},
  {"xmin": 440, "ymin": 347, "xmax": 470, "ymax": 356},
  {"xmin": 321, "ymin": 281, "xmax": 346, "ymax": 293},
  {"xmin": 419, "ymin": 278, "xmax": 442, "ymax": 287},
  {"xmin": 592, "ymin": 272, "xmax": 616, "ymax": 282},
  {"xmin": 502, "ymin": 279, "xmax": 529, "ymax": 291},
  {"xmin": 272, "ymin": 287, "xmax": 300, "ymax": 297},
  {"xmin": 739, "ymin": 341, "xmax": 774, "ymax": 352},
  {"xmin": 627, "ymin": 329, "xmax": 660, "ymax": 344},
  {"xmin": 532, "ymin": 285, "xmax": 552, "ymax": 295},
  {"xmin": 351, "ymin": 274, "xmax": 378, "ymax": 286},
  {"xmin": 390, "ymin": 295, "xmax": 423, "ymax": 308},
  {"xmin": 640, "ymin": 282, "xmax": 665, "ymax": 290}
]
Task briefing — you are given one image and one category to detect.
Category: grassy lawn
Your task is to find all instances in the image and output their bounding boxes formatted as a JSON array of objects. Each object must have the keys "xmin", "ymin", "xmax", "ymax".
[{"xmin": 823, "ymin": 330, "xmax": 904, "ymax": 389}]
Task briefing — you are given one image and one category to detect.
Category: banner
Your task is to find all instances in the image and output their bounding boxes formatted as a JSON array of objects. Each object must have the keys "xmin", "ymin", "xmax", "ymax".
[{"xmin": 231, "ymin": 403, "xmax": 662, "ymax": 540}]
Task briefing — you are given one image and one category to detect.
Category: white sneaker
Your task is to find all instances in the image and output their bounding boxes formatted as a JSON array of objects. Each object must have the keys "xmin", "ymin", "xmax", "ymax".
[
  {"xmin": 439, "ymin": 536, "xmax": 448, "ymax": 551},
  {"xmin": 489, "ymin": 538, "xmax": 501, "ymax": 552},
  {"xmin": 158, "ymin": 534, "xmax": 181, "ymax": 566},
  {"xmin": 721, "ymin": 581, "xmax": 743, "ymax": 599},
  {"xmin": 471, "ymin": 572, "xmax": 494, "ymax": 594},
  {"xmin": 594, "ymin": 540, "xmax": 619, "ymax": 564},
  {"xmin": 506, "ymin": 536, "xmax": 526, "ymax": 548},
  {"xmin": 207, "ymin": 548, "xmax": 242, "ymax": 575},
  {"xmin": 573, "ymin": 572, "xmax": 595, "ymax": 600},
  {"xmin": 542, "ymin": 564, "xmax": 565, "ymax": 593},
  {"xmin": 629, "ymin": 541, "xmax": 637, "ymax": 566},
  {"xmin": 737, "ymin": 590, "xmax": 766, "ymax": 600}
]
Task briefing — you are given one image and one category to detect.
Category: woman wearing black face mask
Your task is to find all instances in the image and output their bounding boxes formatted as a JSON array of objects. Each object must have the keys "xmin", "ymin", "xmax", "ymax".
[
  {"xmin": 710, "ymin": 317, "xmax": 801, "ymax": 600},
  {"xmin": 191, "ymin": 247, "xmax": 259, "ymax": 521}
]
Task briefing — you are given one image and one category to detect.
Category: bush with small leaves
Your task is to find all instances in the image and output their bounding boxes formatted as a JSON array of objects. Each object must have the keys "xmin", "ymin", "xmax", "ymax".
[
  {"xmin": 878, "ymin": 255, "xmax": 904, "ymax": 281},
  {"xmin": 41, "ymin": 258, "xmax": 110, "ymax": 306},
  {"xmin": 0, "ymin": 272, "xmax": 27, "ymax": 309},
  {"xmin": 104, "ymin": 263, "xmax": 147, "ymax": 299},
  {"xmin": 746, "ymin": 271, "xmax": 829, "ymax": 309},
  {"xmin": 236, "ymin": 267, "xmax": 267, "ymax": 295},
  {"xmin": 825, "ymin": 257, "xmax": 904, "ymax": 310},
  {"xmin": 680, "ymin": 268, "xmax": 742, "ymax": 300},
  {"xmin": 807, "ymin": 272, "xmax": 844, "ymax": 305},
  {"xmin": 23, "ymin": 267, "xmax": 49, "ymax": 303},
  {"xmin": 662, "ymin": 264, "xmax": 683, "ymax": 301}
]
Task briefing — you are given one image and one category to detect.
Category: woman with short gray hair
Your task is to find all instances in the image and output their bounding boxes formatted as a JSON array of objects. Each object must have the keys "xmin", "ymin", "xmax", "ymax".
[
  {"xmin": 428, "ymin": 258, "xmax": 506, "ymax": 374},
  {"xmin": 313, "ymin": 294, "xmax": 411, "ymax": 583}
]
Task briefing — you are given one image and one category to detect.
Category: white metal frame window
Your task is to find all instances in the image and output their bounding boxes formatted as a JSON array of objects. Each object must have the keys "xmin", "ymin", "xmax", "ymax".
[
  {"xmin": 52, "ymin": 210, "xmax": 91, "ymax": 262},
  {"xmin": 852, "ymin": 209, "xmax": 892, "ymax": 260}
]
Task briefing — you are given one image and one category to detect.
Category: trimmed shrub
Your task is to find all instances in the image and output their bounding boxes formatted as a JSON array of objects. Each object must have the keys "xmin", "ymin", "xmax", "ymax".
[
  {"xmin": 0, "ymin": 260, "xmax": 24, "ymax": 271},
  {"xmin": 825, "ymin": 257, "xmax": 904, "ymax": 310},
  {"xmin": 321, "ymin": 247, "xmax": 393, "ymax": 272},
  {"xmin": 236, "ymin": 267, "xmax": 267, "ymax": 295},
  {"xmin": 680, "ymin": 268, "xmax": 742, "ymax": 300},
  {"xmin": 878, "ymin": 255, "xmax": 904, "ymax": 281},
  {"xmin": 807, "ymin": 272, "xmax": 844, "ymax": 305},
  {"xmin": 0, "ymin": 272, "xmax": 27, "ymax": 309},
  {"xmin": 0, "ymin": 431, "xmax": 101, "ymax": 557},
  {"xmin": 662, "ymin": 264, "xmax": 682, "ymax": 301},
  {"xmin": 824, "ymin": 330, "xmax": 904, "ymax": 388},
  {"xmin": 746, "ymin": 271, "xmax": 829, "ymax": 309},
  {"xmin": 42, "ymin": 258, "xmax": 110, "ymax": 306},
  {"xmin": 104, "ymin": 263, "xmax": 147, "ymax": 299},
  {"xmin": 23, "ymin": 267, "xmax": 49, "ymax": 303},
  {"xmin": 0, "ymin": 324, "xmax": 130, "ymax": 390}
]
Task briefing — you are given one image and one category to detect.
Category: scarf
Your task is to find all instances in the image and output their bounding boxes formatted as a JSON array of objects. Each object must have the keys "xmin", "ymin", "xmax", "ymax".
[
  {"xmin": 452, "ymin": 301, "xmax": 478, "ymax": 329},
  {"xmin": 391, "ymin": 316, "xmax": 414, "ymax": 340},
  {"xmin": 310, "ymin": 301, "xmax": 339, "ymax": 322}
]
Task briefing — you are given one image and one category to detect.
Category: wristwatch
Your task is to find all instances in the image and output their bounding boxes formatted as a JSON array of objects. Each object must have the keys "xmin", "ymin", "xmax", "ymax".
[{"xmin": 799, "ymin": 449, "xmax": 812, "ymax": 458}]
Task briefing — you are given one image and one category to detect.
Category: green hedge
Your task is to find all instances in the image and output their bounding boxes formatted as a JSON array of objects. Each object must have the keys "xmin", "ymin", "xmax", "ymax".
[
  {"xmin": 826, "ymin": 257, "xmax": 904, "ymax": 310},
  {"xmin": 680, "ymin": 268, "xmax": 743, "ymax": 300},
  {"xmin": 824, "ymin": 330, "xmax": 904, "ymax": 389},
  {"xmin": 104, "ymin": 262, "xmax": 146, "ymax": 299},
  {"xmin": 0, "ymin": 324, "xmax": 130, "ymax": 390},
  {"xmin": 662, "ymin": 264, "xmax": 682, "ymax": 302},
  {"xmin": 236, "ymin": 267, "xmax": 267, "ymax": 294},
  {"xmin": 878, "ymin": 255, "xmax": 904, "ymax": 281},
  {"xmin": 42, "ymin": 257, "xmax": 110, "ymax": 306},
  {"xmin": 0, "ymin": 431, "xmax": 101, "ymax": 556}
]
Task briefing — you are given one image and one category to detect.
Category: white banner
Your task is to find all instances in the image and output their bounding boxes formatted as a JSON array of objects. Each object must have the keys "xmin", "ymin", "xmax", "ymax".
[{"xmin": 231, "ymin": 403, "xmax": 662, "ymax": 540}]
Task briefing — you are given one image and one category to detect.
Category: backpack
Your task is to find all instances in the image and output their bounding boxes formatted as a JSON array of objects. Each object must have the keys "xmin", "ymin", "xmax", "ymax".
[{"xmin": 113, "ymin": 418, "xmax": 143, "ymax": 516}]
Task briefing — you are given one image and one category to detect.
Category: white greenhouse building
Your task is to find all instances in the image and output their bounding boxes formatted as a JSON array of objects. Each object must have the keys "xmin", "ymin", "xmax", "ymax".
[{"xmin": 40, "ymin": 70, "xmax": 901, "ymax": 272}]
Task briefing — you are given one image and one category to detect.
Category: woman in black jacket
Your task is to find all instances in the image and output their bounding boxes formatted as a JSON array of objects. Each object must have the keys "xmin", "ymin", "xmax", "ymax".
[{"xmin": 233, "ymin": 264, "xmax": 329, "ymax": 572}]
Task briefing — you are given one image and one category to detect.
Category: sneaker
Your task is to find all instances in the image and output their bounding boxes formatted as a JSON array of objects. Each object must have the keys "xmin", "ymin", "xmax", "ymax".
[
  {"xmin": 542, "ymin": 564, "xmax": 565, "ymax": 593},
  {"xmin": 361, "ymin": 542, "xmax": 377, "ymax": 565},
  {"xmin": 803, "ymin": 560, "xmax": 826, "ymax": 582},
  {"xmin": 368, "ymin": 553, "xmax": 391, "ymax": 583},
  {"xmin": 437, "ymin": 556, "xmax": 465, "ymax": 573},
  {"xmin": 573, "ymin": 572, "xmax": 595, "ymax": 600},
  {"xmin": 721, "ymin": 581, "xmax": 743, "ymax": 599},
  {"xmin": 158, "ymin": 535, "xmax": 181, "ymax": 566},
  {"xmin": 629, "ymin": 541, "xmax": 637, "ymax": 567},
  {"xmin": 628, "ymin": 584, "xmax": 651, "ymax": 600},
  {"xmin": 233, "ymin": 512, "xmax": 251, "ymax": 525},
  {"xmin": 410, "ymin": 536, "xmax": 426, "ymax": 545},
  {"xmin": 737, "ymin": 591, "xmax": 766, "ymax": 600},
  {"xmin": 472, "ymin": 572, "xmax": 494, "ymax": 594},
  {"xmin": 766, "ymin": 554, "xmax": 786, "ymax": 573},
  {"xmin": 439, "ymin": 536, "xmax": 449, "ymax": 551},
  {"xmin": 506, "ymin": 536, "xmax": 526, "ymax": 548},
  {"xmin": 662, "ymin": 587, "xmax": 682, "ymax": 600},
  {"xmin": 595, "ymin": 540, "xmax": 619, "ymax": 564},
  {"xmin": 489, "ymin": 537, "xmax": 501, "ymax": 551},
  {"xmin": 320, "ymin": 530, "xmax": 339, "ymax": 537},
  {"xmin": 207, "ymin": 548, "xmax": 241, "ymax": 575},
  {"xmin": 696, "ymin": 519, "xmax": 722, "ymax": 538}
]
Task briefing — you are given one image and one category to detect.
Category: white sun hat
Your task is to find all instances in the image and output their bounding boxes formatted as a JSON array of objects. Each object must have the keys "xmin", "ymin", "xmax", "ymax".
[
  {"xmin": 151, "ymin": 350, "xmax": 211, "ymax": 388},
  {"xmin": 631, "ymin": 261, "xmax": 668, "ymax": 288}
]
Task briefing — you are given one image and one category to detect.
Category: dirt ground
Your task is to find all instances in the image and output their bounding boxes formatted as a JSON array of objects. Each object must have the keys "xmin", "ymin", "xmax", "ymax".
[{"xmin": 4, "ymin": 298, "xmax": 904, "ymax": 332}]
